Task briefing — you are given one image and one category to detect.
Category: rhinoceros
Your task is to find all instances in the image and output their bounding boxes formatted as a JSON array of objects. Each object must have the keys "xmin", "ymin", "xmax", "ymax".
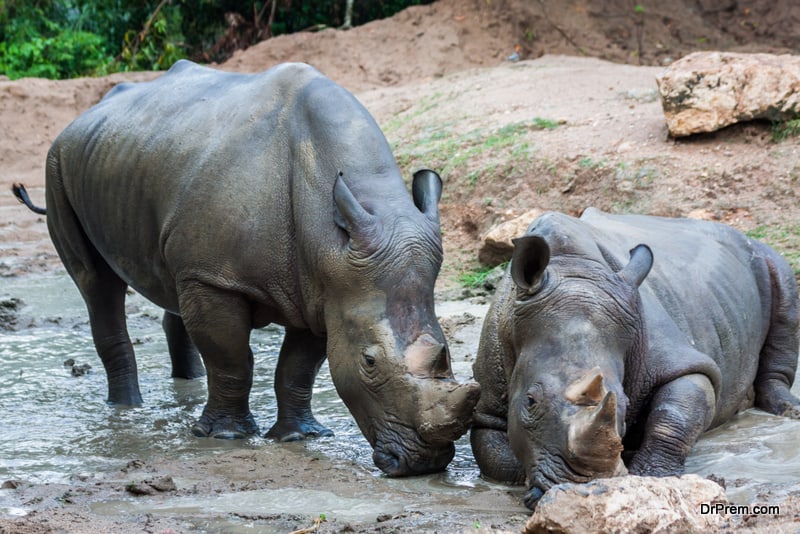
[
  {"xmin": 12, "ymin": 60, "xmax": 480, "ymax": 476},
  {"xmin": 470, "ymin": 208, "xmax": 800, "ymax": 508}
]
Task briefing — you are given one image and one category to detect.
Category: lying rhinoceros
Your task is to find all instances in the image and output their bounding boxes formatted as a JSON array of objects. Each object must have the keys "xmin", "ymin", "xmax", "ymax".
[
  {"xmin": 470, "ymin": 208, "xmax": 800, "ymax": 508},
  {"xmin": 13, "ymin": 60, "xmax": 479, "ymax": 476}
]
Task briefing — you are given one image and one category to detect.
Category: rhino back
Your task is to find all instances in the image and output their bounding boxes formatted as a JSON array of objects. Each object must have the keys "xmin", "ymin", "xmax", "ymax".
[{"xmin": 46, "ymin": 60, "xmax": 404, "ymax": 328}]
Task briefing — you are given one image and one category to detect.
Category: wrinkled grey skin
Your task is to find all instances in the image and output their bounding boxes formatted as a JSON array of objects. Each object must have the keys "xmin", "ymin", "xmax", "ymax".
[
  {"xmin": 471, "ymin": 208, "xmax": 800, "ymax": 508},
  {"xmin": 21, "ymin": 60, "xmax": 480, "ymax": 476}
]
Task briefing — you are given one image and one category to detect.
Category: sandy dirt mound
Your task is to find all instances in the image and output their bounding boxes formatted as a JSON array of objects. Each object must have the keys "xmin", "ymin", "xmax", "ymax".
[{"xmin": 2, "ymin": 1, "xmax": 800, "ymax": 532}]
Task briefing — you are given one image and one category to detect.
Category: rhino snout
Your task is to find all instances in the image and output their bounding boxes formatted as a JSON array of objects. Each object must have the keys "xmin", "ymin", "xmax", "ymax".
[
  {"xmin": 416, "ymin": 380, "xmax": 481, "ymax": 444},
  {"xmin": 524, "ymin": 486, "xmax": 546, "ymax": 510},
  {"xmin": 373, "ymin": 439, "xmax": 456, "ymax": 477}
]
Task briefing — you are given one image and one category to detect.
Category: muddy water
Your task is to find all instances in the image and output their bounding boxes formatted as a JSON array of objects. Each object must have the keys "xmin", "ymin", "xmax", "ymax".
[
  {"xmin": 2, "ymin": 273, "xmax": 800, "ymax": 518},
  {"xmin": 0, "ymin": 273, "xmax": 488, "ymax": 520}
]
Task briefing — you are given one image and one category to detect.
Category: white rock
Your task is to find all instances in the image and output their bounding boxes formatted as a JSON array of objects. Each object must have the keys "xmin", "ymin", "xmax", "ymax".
[
  {"xmin": 478, "ymin": 209, "xmax": 542, "ymax": 266},
  {"xmin": 656, "ymin": 51, "xmax": 800, "ymax": 137},
  {"xmin": 523, "ymin": 474, "xmax": 727, "ymax": 534}
]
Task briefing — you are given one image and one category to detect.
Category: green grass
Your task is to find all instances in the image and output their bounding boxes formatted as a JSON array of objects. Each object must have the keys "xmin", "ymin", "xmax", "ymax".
[
  {"xmin": 746, "ymin": 224, "xmax": 800, "ymax": 275},
  {"xmin": 771, "ymin": 118, "xmax": 800, "ymax": 142},
  {"xmin": 458, "ymin": 262, "xmax": 507, "ymax": 288},
  {"xmin": 389, "ymin": 117, "xmax": 560, "ymax": 189}
]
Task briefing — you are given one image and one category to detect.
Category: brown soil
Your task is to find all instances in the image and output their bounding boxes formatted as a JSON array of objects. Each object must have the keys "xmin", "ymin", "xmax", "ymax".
[{"xmin": 1, "ymin": 1, "xmax": 800, "ymax": 532}]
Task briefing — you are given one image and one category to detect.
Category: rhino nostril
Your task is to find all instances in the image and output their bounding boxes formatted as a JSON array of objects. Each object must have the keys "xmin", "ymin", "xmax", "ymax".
[
  {"xmin": 373, "ymin": 447, "xmax": 403, "ymax": 476},
  {"xmin": 431, "ymin": 345, "xmax": 450, "ymax": 376}
]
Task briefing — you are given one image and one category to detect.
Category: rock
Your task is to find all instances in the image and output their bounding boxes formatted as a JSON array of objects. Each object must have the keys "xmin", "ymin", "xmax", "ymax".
[
  {"xmin": 523, "ymin": 474, "xmax": 727, "ymax": 534},
  {"xmin": 70, "ymin": 363, "xmax": 92, "ymax": 377},
  {"xmin": 126, "ymin": 476, "xmax": 177, "ymax": 496},
  {"xmin": 0, "ymin": 295, "xmax": 21, "ymax": 331},
  {"xmin": 656, "ymin": 51, "xmax": 800, "ymax": 137},
  {"xmin": 478, "ymin": 209, "xmax": 542, "ymax": 266}
]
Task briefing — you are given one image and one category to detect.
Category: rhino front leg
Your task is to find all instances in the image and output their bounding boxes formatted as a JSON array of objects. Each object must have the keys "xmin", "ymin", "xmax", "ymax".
[
  {"xmin": 628, "ymin": 373, "xmax": 715, "ymax": 476},
  {"xmin": 265, "ymin": 327, "xmax": 333, "ymax": 442},
  {"xmin": 162, "ymin": 311, "xmax": 205, "ymax": 379},
  {"xmin": 178, "ymin": 282, "xmax": 258, "ymax": 439},
  {"xmin": 470, "ymin": 413, "xmax": 526, "ymax": 485}
]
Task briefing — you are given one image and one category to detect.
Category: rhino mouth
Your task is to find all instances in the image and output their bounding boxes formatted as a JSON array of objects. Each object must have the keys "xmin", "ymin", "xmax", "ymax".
[
  {"xmin": 524, "ymin": 454, "xmax": 591, "ymax": 509},
  {"xmin": 372, "ymin": 423, "xmax": 456, "ymax": 476}
]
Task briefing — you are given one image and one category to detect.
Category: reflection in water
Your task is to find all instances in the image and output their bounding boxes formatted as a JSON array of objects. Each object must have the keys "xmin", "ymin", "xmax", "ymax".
[{"xmin": 2, "ymin": 273, "xmax": 800, "ymax": 506}]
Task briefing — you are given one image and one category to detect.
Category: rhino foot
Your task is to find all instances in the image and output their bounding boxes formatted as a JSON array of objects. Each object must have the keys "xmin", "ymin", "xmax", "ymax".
[
  {"xmin": 191, "ymin": 412, "xmax": 259, "ymax": 439},
  {"xmin": 780, "ymin": 404, "xmax": 800, "ymax": 419},
  {"xmin": 265, "ymin": 418, "xmax": 334, "ymax": 442}
]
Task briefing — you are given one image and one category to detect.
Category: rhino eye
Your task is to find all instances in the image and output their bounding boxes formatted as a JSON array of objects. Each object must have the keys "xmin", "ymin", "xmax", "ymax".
[
  {"xmin": 362, "ymin": 347, "xmax": 379, "ymax": 368},
  {"xmin": 526, "ymin": 384, "xmax": 543, "ymax": 409}
]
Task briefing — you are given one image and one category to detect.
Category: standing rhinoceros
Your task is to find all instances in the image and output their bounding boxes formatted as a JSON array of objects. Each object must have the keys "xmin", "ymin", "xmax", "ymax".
[
  {"xmin": 13, "ymin": 60, "xmax": 480, "ymax": 476},
  {"xmin": 470, "ymin": 208, "xmax": 800, "ymax": 508}
]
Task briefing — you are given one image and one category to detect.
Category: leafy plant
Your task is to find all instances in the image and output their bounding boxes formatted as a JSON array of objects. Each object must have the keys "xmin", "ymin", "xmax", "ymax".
[
  {"xmin": 532, "ymin": 117, "xmax": 561, "ymax": 130},
  {"xmin": 459, "ymin": 263, "xmax": 507, "ymax": 288},
  {"xmin": 771, "ymin": 118, "xmax": 800, "ymax": 142},
  {"xmin": 0, "ymin": 0, "xmax": 437, "ymax": 79}
]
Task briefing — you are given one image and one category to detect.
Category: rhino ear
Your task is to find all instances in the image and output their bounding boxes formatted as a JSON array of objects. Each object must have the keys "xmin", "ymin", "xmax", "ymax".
[
  {"xmin": 411, "ymin": 168, "xmax": 442, "ymax": 223},
  {"xmin": 510, "ymin": 235, "xmax": 551, "ymax": 293},
  {"xmin": 618, "ymin": 244, "xmax": 653, "ymax": 287},
  {"xmin": 333, "ymin": 171, "xmax": 380, "ymax": 246}
]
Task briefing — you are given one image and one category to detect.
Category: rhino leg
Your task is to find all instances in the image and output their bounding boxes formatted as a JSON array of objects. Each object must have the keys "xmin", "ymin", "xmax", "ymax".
[
  {"xmin": 85, "ymin": 273, "xmax": 143, "ymax": 406},
  {"xmin": 162, "ymin": 311, "xmax": 205, "ymax": 379},
  {"xmin": 628, "ymin": 373, "xmax": 714, "ymax": 476},
  {"xmin": 45, "ymin": 194, "xmax": 142, "ymax": 406},
  {"xmin": 178, "ymin": 282, "xmax": 258, "ymax": 439},
  {"xmin": 754, "ymin": 253, "xmax": 800, "ymax": 418},
  {"xmin": 265, "ymin": 327, "xmax": 333, "ymax": 442},
  {"xmin": 470, "ymin": 414, "xmax": 525, "ymax": 485}
]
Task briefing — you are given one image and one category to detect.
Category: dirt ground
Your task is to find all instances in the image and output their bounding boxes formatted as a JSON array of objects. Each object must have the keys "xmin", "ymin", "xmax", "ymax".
[{"xmin": 2, "ymin": 0, "xmax": 800, "ymax": 532}]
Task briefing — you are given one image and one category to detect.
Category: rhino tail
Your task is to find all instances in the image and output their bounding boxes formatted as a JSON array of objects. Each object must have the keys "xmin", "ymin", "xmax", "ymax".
[{"xmin": 12, "ymin": 183, "xmax": 47, "ymax": 215}]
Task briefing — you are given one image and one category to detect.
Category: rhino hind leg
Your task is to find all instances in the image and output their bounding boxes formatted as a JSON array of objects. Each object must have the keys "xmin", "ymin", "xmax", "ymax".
[
  {"xmin": 628, "ymin": 373, "xmax": 715, "ymax": 476},
  {"xmin": 84, "ymin": 271, "xmax": 143, "ymax": 406},
  {"xmin": 265, "ymin": 327, "xmax": 333, "ymax": 442},
  {"xmin": 754, "ymin": 253, "xmax": 800, "ymax": 418},
  {"xmin": 162, "ymin": 311, "xmax": 205, "ymax": 379},
  {"xmin": 177, "ymin": 281, "xmax": 259, "ymax": 439},
  {"xmin": 44, "ymin": 186, "xmax": 142, "ymax": 406}
]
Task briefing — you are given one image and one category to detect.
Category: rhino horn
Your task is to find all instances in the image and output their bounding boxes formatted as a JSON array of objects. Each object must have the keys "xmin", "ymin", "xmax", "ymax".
[
  {"xmin": 416, "ymin": 379, "xmax": 481, "ymax": 444},
  {"xmin": 567, "ymin": 390, "xmax": 627, "ymax": 477},
  {"xmin": 564, "ymin": 366, "xmax": 606, "ymax": 406},
  {"xmin": 333, "ymin": 171, "xmax": 381, "ymax": 247},
  {"xmin": 405, "ymin": 333, "xmax": 452, "ymax": 379}
]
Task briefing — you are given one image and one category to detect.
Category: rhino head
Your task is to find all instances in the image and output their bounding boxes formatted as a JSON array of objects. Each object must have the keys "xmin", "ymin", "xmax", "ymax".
[
  {"xmin": 505, "ymin": 235, "xmax": 653, "ymax": 508},
  {"xmin": 323, "ymin": 169, "xmax": 480, "ymax": 476}
]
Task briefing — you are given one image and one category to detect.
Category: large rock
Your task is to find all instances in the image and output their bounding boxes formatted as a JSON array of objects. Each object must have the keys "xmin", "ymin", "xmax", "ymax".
[
  {"xmin": 523, "ymin": 474, "xmax": 727, "ymax": 534},
  {"xmin": 478, "ymin": 209, "xmax": 542, "ymax": 266},
  {"xmin": 656, "ymin": 51, "xmax": 800, "ymax": 137}
]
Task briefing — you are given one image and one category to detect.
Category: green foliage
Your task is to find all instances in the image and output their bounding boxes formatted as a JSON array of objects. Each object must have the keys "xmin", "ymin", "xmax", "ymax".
[
  {"xmin": 0, "ymin": 1, "xmax": 115, "ymax": 79},
  {"xmin": 532, "ymin": 117, "xmax": 561, "ymax": 130},
  {"xmin": 745, "ymin": 224, "xmax": 800, "ymax": 275},
  {"xmin": 459, "ymin": 263, "xmax": 506, "ymax": 288},
  {"xmin": 0, "ymin": 0, "xmax": 436, "ymax": 80},
  {"xmin": 771, "ymin": 118, "xmax": 800, "ymax": 142}
]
